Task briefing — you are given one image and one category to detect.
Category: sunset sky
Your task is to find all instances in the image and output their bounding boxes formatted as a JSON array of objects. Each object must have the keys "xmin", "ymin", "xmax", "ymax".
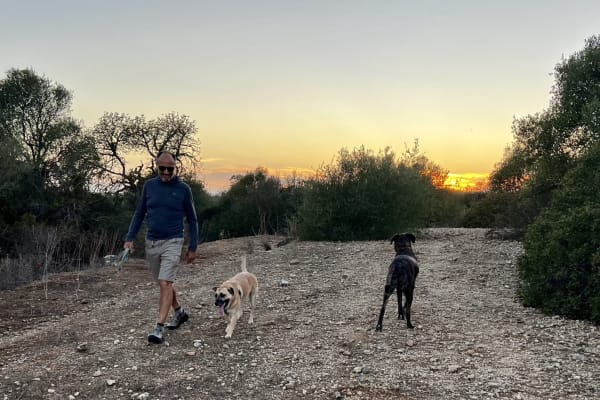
[{"xmin": 2, "ymin": 1, "xmax": 599, "ymax": 192}]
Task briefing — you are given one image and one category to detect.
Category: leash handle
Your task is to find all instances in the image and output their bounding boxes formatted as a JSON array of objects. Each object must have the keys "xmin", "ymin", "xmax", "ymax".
[{"xmin": 116, "ymin": 248, "xmax": 130, "ymax": 271}]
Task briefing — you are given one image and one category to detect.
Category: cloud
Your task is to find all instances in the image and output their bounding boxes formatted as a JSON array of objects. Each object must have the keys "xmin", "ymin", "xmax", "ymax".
[{"xmin": 200, "ymin": 157, "xmax": 226, "ymax": 164}]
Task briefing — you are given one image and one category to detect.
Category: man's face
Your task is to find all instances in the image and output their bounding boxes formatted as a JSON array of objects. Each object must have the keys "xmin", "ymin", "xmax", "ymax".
[{"xmin": 157, "ymin": 154, "xmax": 176, "ymax": 182}]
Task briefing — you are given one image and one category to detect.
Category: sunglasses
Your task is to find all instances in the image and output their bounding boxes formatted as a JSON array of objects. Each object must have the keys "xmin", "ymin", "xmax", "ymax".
[{"xmin": 158, "ymin": 166, "xmax": 175, "ymax": 173}]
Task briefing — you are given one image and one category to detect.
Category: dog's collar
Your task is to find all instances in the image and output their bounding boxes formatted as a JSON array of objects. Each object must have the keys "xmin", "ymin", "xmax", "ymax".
[{"xmin": 396, "ymin": 248, "xmax": 416, "ymax": 258}]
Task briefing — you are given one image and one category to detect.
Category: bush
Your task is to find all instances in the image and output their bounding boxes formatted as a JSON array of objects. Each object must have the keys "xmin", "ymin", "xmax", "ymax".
[
  {"xmin": 519, "ymin": 207, "xmax": 600, "ymax": 322},
  {"xmin": 518, "ymin": 143, "xmax": 600, "ymax": 323},
  {"xmin": 200, "ymin": 168, "xmax": 301, "ymax": 241},
  {"xmin": 297, "ymin": 147, "xmax": 436, "ymax": 241},
  {"xmin": 462, "ymin": 191, "xmax": 535, "ymax": 233}
]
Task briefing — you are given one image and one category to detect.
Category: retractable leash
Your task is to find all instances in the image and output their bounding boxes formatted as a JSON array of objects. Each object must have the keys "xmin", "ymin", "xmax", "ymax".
[{"xmin": 115, "ymin": 248, "xmax": 130, "ymax": 271}]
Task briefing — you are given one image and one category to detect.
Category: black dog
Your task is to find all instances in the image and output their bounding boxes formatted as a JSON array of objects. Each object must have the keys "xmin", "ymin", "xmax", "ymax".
[{"xmin": 375, "ymin": 233, "xmax": 419, "ymax": 331}]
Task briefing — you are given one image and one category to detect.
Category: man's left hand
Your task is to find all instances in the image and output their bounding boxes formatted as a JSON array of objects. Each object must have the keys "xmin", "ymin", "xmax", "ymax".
[{"xmin": 185, "ymin": 250, "xmax": 197, "ymax": 264}]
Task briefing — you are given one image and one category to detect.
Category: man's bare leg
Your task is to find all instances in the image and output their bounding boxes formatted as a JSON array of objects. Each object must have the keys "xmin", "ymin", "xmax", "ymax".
[{"xmin": 158, "ymin": 280, "xmax": 174, "ymax": 324}]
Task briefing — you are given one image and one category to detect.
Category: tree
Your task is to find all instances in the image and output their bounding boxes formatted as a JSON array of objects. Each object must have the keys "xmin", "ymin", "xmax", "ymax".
[
  {"xmin": 486, "ymin": 35, "xmax": 600, "ymax": 229},
  {"xmin": 220, "ymin": 168, "xmax": 286, "ymax": 236},
  {"xmin": 486, "ymin": 35, "xmax": 600, "ymax": 323},
  {"xmin": 509, "ymin": 36, "xmax": 600, "ymax": 176},
  {"xmin": 92, "ymin": 112, "xmax": 200, "ymax": 193},
  {"xmin": 297, "ymin": 146, "xmax": 436, "ymax": 241},
  {"xmin": 0, "ymin": 68, "xmax": 103, "ymax": 259},
  {"xmin": 489, "ymin": 144, "xmax": 530, "ymax": 193},
  {"xmin": 0, "ymin": 69, "xmax": 83, "ymax": 173},
  {"xmin": 0, "ymin": 68, "xmax": 100, "ymax": 212},
  {"xmin": 551, "ymin": 35, "xmax": 600, "ymax": 154},
  {"xmin": 92, "ymin": 112, "xmax": 142, "ymax": 192},
  {"xmin": 197, "ymin": 168, "xmax": 302, "ymax": 241}
]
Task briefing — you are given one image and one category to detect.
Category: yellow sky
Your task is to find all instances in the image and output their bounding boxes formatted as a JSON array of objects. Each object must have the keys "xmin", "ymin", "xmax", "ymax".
[
  {"xmin": 191, "ymin": 89, "xmax": 527, "ymax": 191},
  {"xmin": 2, "ymin": 1, "xmax": 599, "ymax": 193}
]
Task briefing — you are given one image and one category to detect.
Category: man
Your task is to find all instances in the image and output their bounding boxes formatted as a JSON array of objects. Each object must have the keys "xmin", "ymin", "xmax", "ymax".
[{"xmin": 124, "ymin": 150, "xmax": 198, "ymax": 344}]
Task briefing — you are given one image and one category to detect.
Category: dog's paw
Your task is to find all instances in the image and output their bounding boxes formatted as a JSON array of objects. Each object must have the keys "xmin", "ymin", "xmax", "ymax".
[
  {"xmin": 375, "ymin": 325, "xmax": 383, "ymax": 332},
  {"xmin": 407, "ymin": 323, "xmax": 414, "ymax": 329}
]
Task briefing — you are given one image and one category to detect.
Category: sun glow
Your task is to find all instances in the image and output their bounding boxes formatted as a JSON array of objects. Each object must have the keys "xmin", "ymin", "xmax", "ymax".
[
  {"xmin": 442, "ymin": 173, "xmax": 489, "ymax": 192},
  {"xmin": 200, "ymin": 165, "xmax": 490, "ymax": 194}
]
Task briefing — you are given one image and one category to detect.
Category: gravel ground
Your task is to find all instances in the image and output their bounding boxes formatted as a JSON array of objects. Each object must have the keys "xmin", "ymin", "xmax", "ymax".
[{"xmin": 1, "ymin": 228, "xmax": 599, "ymax": 400}]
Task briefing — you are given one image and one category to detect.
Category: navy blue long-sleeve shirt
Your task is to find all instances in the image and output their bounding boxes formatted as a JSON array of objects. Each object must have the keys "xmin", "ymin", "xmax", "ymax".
[{"xmin": 126, "ymin": 176, "xmax": 198, "ymax": 251}]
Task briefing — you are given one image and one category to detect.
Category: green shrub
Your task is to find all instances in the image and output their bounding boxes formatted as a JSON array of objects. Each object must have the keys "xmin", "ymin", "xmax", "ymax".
[
  {"xmin": 297, "ymin": 146, "xmax": 436, "ymax": 241},
  {"xmin": 200, "ymin": 168, "xmax": 301, "ymax": 240},
  {"xmin": 518, "ymin": 143, "xmax": 600, "ymax": 323}
]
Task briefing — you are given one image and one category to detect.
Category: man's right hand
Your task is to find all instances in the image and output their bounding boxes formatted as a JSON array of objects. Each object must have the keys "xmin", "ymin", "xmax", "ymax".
[{"xmin": 124, "ymin": 241, "xmax": 135, "ymax": 253}]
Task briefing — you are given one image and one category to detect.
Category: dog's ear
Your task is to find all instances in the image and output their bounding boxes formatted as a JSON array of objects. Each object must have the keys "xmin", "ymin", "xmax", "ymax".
[
  {"xmin": 390, "ymin": 233, "xmax": 400, "ymax": 244},
  {"xmin": 228, "ymin": 287, "xmax": 235, "ymax": 296},
  {"xmin": 407, "ymin": 233, "xmax": 416, "ymax": 243}
]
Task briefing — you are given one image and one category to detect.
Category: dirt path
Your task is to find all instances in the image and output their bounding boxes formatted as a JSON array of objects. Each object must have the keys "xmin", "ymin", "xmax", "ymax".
[{"xmin": 1, "ymin": 228, "xmax": 599, "ymax": 399}]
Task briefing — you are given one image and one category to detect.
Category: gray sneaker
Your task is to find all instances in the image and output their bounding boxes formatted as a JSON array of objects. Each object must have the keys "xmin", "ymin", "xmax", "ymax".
[
  {"xmin": 147, "ymin": 325, "xmax": 164, "ymax": 344},
  {"xmin": 166, "ymin": 309, "xmax": 189, "ymax": 330}
]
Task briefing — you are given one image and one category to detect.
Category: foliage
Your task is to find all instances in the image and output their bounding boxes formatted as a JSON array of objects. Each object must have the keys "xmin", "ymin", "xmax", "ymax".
[
  {"xmin": 0, "ymin": 68, "xmax": 100, "ymax": 194},
  {"xmin": 482, "ymin": 36, "xmax": 600, "ymax": 323},
  {"xmin": 0, "ymin": 69, "xmax": 75, "ymax": 166},
  {"xmin": 518, "ymin": 143, "xmax": 600, "ymax": 323},
  {"xmin": 488, "ymin": 35, "xmax": 600, "ymax": 228},
  {"xmin": 180, "ymin": 173, "xmax": 217, "ymax": 243},
  {"xmin": 489, "ymin": 145, "xmax": 530, "ymax": 193},
  {"xmin": 201, "ymin": 168, "xmax": 301, "ymax": 241},
  {"xmin": 0, "ymin": 68, "xmax": 209, "ymax": 283},
  {"xmin": 297, "ymin": 146, "xmax": 439, "ymax": 241},
  {"xmin": 402, "ymin": 139, "xmax": 449, "ymax": 187},
  {"xmin": 0, "ymin": 68, "xmax": 102, "ymax": 255},
  {"xmin": 426, "ymin": 189, "xmax": 466, "ymax": 228}
]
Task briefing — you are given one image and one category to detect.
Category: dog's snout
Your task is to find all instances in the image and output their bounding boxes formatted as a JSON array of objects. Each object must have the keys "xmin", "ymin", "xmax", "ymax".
[{"xmin": 215, "ymin": 294, "xmax": 229, "ymax": 307}]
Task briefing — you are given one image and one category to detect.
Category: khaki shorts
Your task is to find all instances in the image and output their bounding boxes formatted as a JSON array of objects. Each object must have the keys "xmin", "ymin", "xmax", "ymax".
[{"xmin": 145, "ymin": 238, "xmax": 185, "ymax": 282}]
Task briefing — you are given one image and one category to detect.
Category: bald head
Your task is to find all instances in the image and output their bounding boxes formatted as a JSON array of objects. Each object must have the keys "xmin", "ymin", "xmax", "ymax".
[{"xmin": 156, "ymin": 151, "xmax": 176, "ymax": 163}]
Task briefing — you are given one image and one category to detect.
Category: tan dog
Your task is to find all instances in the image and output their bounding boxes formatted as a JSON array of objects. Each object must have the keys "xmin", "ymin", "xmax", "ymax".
[{"xmin": 213, "ymin": 255, "xmax": 258, "ymax": 338}]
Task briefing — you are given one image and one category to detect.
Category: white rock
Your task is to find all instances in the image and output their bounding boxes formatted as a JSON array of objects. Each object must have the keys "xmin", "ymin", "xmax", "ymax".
[{"xmin": 448, "ymin": 365, "xmax": 461, "ymax": 373}]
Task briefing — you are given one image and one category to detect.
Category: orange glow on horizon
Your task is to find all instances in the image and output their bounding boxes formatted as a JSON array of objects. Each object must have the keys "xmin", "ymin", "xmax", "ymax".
[
  {"xmin": 442, "ymin": 173, "xmax": 489, "ymax": 192},
  {"xmin": 201, "ymin": 166, "xmax": 490, "ymax": 194}
]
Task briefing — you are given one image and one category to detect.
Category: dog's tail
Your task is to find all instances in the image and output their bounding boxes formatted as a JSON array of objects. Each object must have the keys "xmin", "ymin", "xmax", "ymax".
[{"xmin": 241, "ymin": 254, "xmax": 247, "ymax": 272}]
